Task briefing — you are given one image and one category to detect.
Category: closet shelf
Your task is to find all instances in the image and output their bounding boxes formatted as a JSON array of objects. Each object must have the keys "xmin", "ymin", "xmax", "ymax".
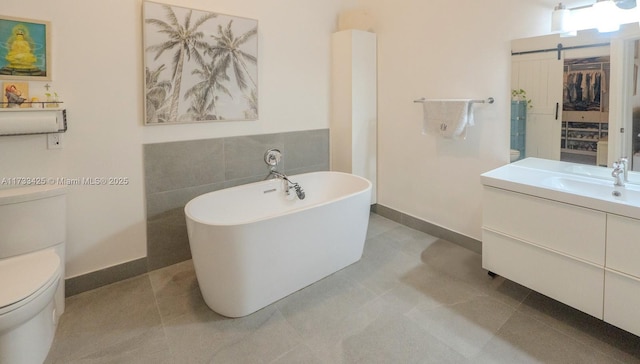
[{"xmin": 562, "ymin": 56, "xmax": 609, "ymax": 160}]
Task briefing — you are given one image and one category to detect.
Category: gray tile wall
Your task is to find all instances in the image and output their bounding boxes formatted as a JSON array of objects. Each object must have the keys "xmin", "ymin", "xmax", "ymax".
[{"xmin": 144, "ymin": 129, "xmax": 330, "ymax": 271}]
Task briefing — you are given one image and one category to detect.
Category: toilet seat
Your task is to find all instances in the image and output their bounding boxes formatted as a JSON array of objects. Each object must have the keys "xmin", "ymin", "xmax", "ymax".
[{"xmin": 0, "ymin": 250, "xmax": 60, "ymax": 314}]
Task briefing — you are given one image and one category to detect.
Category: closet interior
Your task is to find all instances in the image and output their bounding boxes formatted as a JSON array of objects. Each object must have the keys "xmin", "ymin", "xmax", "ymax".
[{"xmin": 561, "ymin": 56, "xmax": 610, "ymax": 166}]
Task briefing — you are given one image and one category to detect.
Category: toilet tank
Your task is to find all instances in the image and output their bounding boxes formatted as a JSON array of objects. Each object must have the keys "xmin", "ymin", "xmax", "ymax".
[{"xmin": 0, "ymin": 185, "xmax": 67, "ymax": 259}]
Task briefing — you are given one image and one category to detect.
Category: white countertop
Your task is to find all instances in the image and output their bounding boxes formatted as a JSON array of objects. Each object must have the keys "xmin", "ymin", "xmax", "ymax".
[{"xmin": 481, "ymin": 158, "xmax": 640, "ymax": 220}]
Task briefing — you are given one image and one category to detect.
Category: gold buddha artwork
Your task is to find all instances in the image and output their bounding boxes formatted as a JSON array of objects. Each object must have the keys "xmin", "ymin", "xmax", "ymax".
[
  {"xmin": 0, "ymin": 17, "xmax": 49, "ymax": 79},
  {"xmin": 6, "ymin": 26, "xmax": 37, "ymax": 70}
]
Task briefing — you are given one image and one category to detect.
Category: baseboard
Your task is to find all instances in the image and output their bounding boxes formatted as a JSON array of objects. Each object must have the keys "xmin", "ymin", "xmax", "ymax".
[
  {"xmin": 65, "ymin": 257, "xmax": 148, "ymax": 297},
  {"xmin": 371, "ymin": 204, "xmax": 482, "ymax": 254}
]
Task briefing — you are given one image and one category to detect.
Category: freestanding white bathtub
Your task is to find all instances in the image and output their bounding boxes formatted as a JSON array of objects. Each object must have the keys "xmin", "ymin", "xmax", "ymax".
[{"xmin": 185, "ymin": 171, "xmax": 372, "ymax": 317}]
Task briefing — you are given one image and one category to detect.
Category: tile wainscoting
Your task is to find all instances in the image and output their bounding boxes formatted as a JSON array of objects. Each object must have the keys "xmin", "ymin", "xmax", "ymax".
[
  {"xmin": 66, "ymin": 129, "xmax": 330, "ymax": 296},
  {"xmin": 144, "ymin": 129, "xmax": 330, "ymax": 271}
]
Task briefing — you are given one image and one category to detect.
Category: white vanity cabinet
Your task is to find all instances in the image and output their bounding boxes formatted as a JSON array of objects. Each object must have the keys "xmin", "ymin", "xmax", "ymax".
[
  {"xmin": 483, "ymin": 181, "xmax": 640, "ymax": 336},
  {"xmin": 481, "ymin": 158, "xmax": 640, "ymax": 337},
  {"xmin": 482, "ymin": 186, "xmax": 606, "ymax": 318},
  {"xmin": 604, "ymin": 214, "xmax": 640, "ymax": 336}
]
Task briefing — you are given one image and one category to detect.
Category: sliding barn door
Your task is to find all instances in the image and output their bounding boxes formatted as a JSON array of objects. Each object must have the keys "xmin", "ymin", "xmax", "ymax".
[{"xmin": 511, "ymin": 52, "xmax": 564, "ymax": 160}]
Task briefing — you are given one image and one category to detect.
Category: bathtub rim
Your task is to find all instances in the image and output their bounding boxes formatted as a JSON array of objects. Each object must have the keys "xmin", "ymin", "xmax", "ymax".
[{"xmin": 184, "ymin": 171, "xmax": 372, "ymax": 227}]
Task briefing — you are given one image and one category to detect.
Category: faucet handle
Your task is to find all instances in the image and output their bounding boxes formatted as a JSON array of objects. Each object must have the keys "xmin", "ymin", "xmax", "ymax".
[
  {"xmin": 264, "ymin": 149, "xmax": 282, "ymax": 167},
  {"xmin": 612, "ymin": 161, "xmax": 622, "ymax": 172}
]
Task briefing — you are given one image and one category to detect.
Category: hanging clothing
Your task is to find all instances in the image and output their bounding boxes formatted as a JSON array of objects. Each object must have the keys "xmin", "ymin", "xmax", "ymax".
[{"xmin": 563, "ymin": 69, "xmax": 603, "ymax": 111}]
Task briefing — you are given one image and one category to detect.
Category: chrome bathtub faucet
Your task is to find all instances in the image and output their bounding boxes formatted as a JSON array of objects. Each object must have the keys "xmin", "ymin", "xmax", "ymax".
[
  {"xmin": 266, "ymin": 169, "xmax": 305, "ymax": 200},
  {"xmin": 267, "ymin": 170, "xmax": 290, "ymax": 194},
  {"xmin": 263, "ymin": 149, "xmax": 305, "ymax": 200}
]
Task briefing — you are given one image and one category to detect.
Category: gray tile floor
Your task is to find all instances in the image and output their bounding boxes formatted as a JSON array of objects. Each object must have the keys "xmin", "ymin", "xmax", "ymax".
[{"xmin": 45, "ymin": 213, "xmax": 640, "ymax": 363}]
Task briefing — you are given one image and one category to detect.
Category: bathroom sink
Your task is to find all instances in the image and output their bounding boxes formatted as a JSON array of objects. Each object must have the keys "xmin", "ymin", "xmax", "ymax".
[
  {"xmin": 542, "ymin": 175, "xmax": 609, "ymax": 195},
  {"xmin": 542, "ymin": 175, "xmax": 640, "ymax": 202},
  {"xmin": 481, "ymin": 158, "xmax": 640, "ymax": 219}
]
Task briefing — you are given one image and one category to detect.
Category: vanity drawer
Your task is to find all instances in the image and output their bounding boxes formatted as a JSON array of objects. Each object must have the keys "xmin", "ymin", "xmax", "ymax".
[
  {"xmin": 606, "ymin": 214, "xmax": 640, "ymax": 278},
  {"xmin": 483, "ymin": 187, "xmax": 606, "ymax": 265},
  {"xmin": 604, "ymin": 270, "xmax": 640, "ymax": 337},
  {"xmin": 483, "ymin": 229, "xmax": 604, "ymax": 319}
]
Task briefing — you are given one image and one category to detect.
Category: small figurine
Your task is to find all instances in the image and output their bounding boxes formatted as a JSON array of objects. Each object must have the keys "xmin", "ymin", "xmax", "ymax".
[{"xmin": 4, "ymin": 84, "xmax": 26, "ymax": 108}]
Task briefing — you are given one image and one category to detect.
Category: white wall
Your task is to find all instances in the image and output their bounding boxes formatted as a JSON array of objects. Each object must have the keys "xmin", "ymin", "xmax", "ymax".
[
  {"xmin": 2, "ymin": 0, "xmax": 564, "ymax": 277},
  {"xmin": 1, "ymin": 0, "xmax": 354, "ymax": 278},
  {"xmin": 357, "ymin": 0, "xmax": 558, "ymax": 241}
]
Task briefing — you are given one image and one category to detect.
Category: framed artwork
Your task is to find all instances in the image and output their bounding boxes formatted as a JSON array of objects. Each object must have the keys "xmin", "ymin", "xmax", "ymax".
[
  {"xmin": 143, "ymin": 1, "xmax": 258, "ymax": 124},
  {"xmin": 2, "ymin": 81, "xmax": 29, "ymax": 108},
  {"xmin": 0, "ymin": 16, "xmax": 51, "ymax": 81}
]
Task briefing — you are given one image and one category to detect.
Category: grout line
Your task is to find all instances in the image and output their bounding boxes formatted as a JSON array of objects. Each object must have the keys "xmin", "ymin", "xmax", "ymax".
[{"xmin": 147, "ymin": 274, "xmax": 175, "ymax": 359}]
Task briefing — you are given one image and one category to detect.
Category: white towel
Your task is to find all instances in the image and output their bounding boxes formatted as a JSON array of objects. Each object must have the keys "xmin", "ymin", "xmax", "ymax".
[{"xmin": 421, "ymin": 99, "xmax": 474, "ymax": 140}]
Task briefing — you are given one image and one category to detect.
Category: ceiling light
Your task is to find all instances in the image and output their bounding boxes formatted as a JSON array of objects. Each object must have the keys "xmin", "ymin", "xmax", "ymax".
[
  {"xmin": 551, "ymin": 3, "xmax": 572, "ymax": 33},
  {"xmin": 592, "ymin": 0, "xmax": 621, "ymax": 32}
]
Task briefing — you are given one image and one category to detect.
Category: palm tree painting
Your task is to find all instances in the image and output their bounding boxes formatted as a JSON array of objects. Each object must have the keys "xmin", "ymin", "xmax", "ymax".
[{"xmin": 143, "ymin": 1, "xmax": 258, "ymax": 124}]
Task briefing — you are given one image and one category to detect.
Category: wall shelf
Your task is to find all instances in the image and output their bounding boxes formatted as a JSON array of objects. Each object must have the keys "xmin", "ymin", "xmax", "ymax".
[
  {"xmin": 0, "ymin": 107, "xmax": 67, "ymax": 136},
  {"xmin": 0, "ymin": 101, "xmax": 63, "ymax": 109}
]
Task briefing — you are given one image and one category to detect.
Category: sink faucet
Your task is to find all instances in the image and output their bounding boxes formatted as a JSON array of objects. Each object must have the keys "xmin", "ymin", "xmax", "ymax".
[
  {"xmin": 612, "ymin": 161, "xmax": 625, "ymax": 187},
  {"xmin": 619, "ymin": 157, "xmax": 629, "ymax": 183}
]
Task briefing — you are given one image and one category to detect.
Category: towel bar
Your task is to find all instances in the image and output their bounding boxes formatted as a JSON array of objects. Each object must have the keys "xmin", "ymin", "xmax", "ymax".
[{"xmin": 413, "ymin": 97, "xmax": 495, "ymax": 104}]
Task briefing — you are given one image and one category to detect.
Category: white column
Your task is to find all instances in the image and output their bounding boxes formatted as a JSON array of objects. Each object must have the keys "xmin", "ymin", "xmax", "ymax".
[{"xmin": 331, "ymin": 30, "xmax": 377, "ymax": 203}]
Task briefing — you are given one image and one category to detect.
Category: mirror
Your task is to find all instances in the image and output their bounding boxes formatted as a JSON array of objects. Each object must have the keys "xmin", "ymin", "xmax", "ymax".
[
  {"xmin": 613, "ymin": 32, "xmax": 640, "ymax": 183},
  {"xmin": 511, "ymin": 25, "xmax": 640, "ymax": 185}
]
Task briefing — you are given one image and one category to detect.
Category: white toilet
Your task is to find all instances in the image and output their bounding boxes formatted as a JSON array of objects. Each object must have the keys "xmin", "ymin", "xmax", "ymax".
[
  {"xmin": 0, "ymin": 185, "xmax": 66, "ymax": 364},
  {"xmin": 510, "ymin": 149, "xmax": 521, "ymax": 162}
]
